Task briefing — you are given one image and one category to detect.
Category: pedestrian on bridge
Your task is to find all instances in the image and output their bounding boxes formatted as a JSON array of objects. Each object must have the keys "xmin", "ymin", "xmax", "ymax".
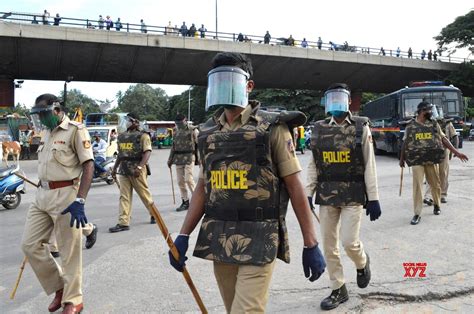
[
  {"xmin": 179, "ymin": 22, "xmax": 188, "ymax": 37},
  {"xmin": 105, "ymin": 16, "xmax": 113, "ymax": 30},
  {"xmin": 428, "ymin": 49, "xmax": 433, "ymax": 60},
  {"xmin": 42, "ymin": 10, "xmax": 50, "ymax": 25},
  {"xmin": 115, "ymin": 18, "xmax": 123, "ymax": 31},
  {"xmin": 198, "ymin": 24, "xmax": 207, "ymax": 38},
  {"xmin": 169, "ymin": 52, "xmax": 326, "ymax": 313},
  {"xmin": 140, "ymin": 19, "xmax": 147, "ymax": 33},
  {"xmin": 306, "ymin": 83, "xmax": 381, "ymax": 310},
  {"xmin": 53, "ymin": 13, "xmax": 61, "ymax": 26},
  {"xmin": 317, "ymin": 37, "xmax": 323, "ymax": 49},
  {"xmin": 264, "ymin": 31, "xmax": 271, "ymax": 44},
  {"xmin": 21, "ymin": 93, "xmax": 94, "ymax": 314},
  {"xmin": 421, "ymin": 49, "xmax": 426, "ymax": 60},
  {"xmin": 396, "ymin": 47, "xmax": 401, "ymax": 57},
  {"xmin": 109, "ymin": 113, "xmax": 155, "ymax": 232},
  {"xmin": 98, "ymin": 15, "xmax": 105, "ymax": 29},
  {"xmin": 408, "ymin": 47, "xmax": 413, "ymax": 58},
  {"xmin": 301, "ymin": 38, "xmax": 308, "ymax": 48},
  {"xmin": 399, "ymin": 101, "xmax": 468, "ymax": 225}
]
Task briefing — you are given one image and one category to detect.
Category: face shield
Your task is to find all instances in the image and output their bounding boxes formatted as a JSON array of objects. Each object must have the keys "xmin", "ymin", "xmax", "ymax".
[
  {"xmin": 324, "ymin": 88, "xmax": 350, "ymax": 117},
  {"xmin": 30, "ymin": 102, "xmax": 60, "ymax": 130},
  {"xmin": 117, "ymin": 117, "xmax": 130, "ymax": 133},
  {"xmin": 205, "ymin": 66, "xmax": 250, "ymax": 111},
  {"xmin": 432, "ymin": 105, "xmax": 444, "ymax": 120}
]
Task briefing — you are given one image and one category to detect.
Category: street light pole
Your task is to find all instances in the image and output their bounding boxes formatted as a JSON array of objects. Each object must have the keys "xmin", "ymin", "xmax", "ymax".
[
  {"xmin": 188, "ymin": 87, "xmax": 191, "ymax": 121},
  {"xmin": 215, "ymin": 0, "xmax": 218, "ymax": 39}
]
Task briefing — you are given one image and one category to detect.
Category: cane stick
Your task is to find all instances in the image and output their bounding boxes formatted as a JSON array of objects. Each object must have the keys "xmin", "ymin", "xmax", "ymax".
[
  {"xmin": 13, "ymin": 171, "xmax": 39, "ymax": 188},
  {"xmin": 311, "ymin": 209, "xmax": 320, "ymax": 224},
  {"xmin": 399, "ymin": 167, "xmax": 404, "ymax": 197},
  {"xmin": 169, "ymin": 168, "xmax": 176, "ymax": 204},
  {"xmin": 10, "ymin": 257, "xmax": 27, "ymax": 299},
  {"xmin": 148, "ymin": 202, "xmax": 207, "ymax": 313}
]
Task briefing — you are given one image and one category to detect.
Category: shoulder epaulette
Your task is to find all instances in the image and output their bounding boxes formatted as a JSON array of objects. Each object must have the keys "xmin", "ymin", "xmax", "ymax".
[{"xmin": 68, "ymin": 120, "xmax": 84, "ymax": 129}]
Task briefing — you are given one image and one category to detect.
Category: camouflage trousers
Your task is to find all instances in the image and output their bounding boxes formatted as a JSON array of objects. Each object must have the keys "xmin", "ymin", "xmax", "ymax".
[
  {"xmin": 320, "ymin": 205, "xmax": 367, "ymax": 290},
  {"xmin": 412, "ymin": 164, "xmax": 440, "ymax": 215}
]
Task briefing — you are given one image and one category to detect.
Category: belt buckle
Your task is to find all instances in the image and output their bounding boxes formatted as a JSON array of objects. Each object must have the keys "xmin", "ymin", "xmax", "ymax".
[{"xmin": 40, "ymin": 181, "xmax": 50, "ymax": 190}]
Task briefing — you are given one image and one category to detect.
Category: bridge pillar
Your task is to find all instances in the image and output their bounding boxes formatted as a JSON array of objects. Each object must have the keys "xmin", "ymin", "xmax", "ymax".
[
  {"xmin": 350, "ymin": 91, "xmax": 362, "ymax": 114},
  {"xmin": 0, "ymin": 79, "xmax": 15, "ymax": 107}
]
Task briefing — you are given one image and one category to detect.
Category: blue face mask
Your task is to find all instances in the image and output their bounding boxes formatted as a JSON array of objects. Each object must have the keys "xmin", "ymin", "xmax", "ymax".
[{"xmin": 328, "ymin": 110, "xmax": 346, "ymax": 118}]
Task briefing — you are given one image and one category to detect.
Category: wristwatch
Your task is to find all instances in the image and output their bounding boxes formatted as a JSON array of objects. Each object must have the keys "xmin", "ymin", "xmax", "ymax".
[
  {"xmin": 75, "ymin": 197, "xmax": 86, "ymax": 205},
  {"xmin": 136, "ymin": 165, "xmax": 143, "ymax": 170}
]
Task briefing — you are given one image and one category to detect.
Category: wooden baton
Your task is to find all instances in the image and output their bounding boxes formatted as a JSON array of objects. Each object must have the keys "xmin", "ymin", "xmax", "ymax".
[
  {"xmin": 399, "ymin": 167, "xmax": 404, "ymax": 197},
  {"xmin": 10, "ymin": 256, "xmax": 27, "ymax": 299},
  {"xmin": 148, "ymin": 202, "xmax": 207, "ymax": 313},
  {"xmin": 169, "ymin": 168, "xmax": 176, "ymax": 204}
]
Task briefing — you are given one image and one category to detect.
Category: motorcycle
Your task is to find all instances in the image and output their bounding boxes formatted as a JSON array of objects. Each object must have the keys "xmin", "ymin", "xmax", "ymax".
[
  {"xmin": 92, "ymin": 156, "xmax": 116, "ymax": 185},
  {"xmin": 0, "ymin": 164, "xmax": 25, "ymax": 210}
]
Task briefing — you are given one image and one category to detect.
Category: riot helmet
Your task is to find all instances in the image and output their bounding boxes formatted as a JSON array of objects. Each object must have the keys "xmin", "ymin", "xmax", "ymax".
[
  {"xmin": 432, "ymin": 105, "xmax": 444, "ymax": 120},
  {"xmin": 30, "ymin": 94, "xmax": 63, "ymax": 130},
  {"xmin": 205, "ymin": 52, "xmax": 253, "ymax": 111},
  {"xmin": 324, "ymin": 83, "xmax": 351, "ymax": 118}
]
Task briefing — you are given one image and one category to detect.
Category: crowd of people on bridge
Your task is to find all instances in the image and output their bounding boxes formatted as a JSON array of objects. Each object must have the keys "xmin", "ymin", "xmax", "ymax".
[{"xmin": 24, "ymin": 9, "xmax": 446, "ymax": 61}]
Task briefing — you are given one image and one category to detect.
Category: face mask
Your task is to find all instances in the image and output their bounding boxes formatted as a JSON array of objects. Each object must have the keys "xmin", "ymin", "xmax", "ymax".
[
  {"xmin": 424, "ymin": 112, "xmax": 432, "ymax": 119},
  {"xmin": 125, "ymin": 120, "xmax": 133, "ymax": 129},
  {"xmin": 329, "ymin": 110, "xmax": 346, "ymax": 118},
  {"xmin": 39, "ymin": 113, "xmax": 60, "ymax": 130}
]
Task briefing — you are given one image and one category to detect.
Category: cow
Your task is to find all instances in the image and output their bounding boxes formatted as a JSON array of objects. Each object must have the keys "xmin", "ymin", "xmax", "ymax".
[{"xmin": 2, "ymin": 141, "xmax": 21, "ymax": 166}]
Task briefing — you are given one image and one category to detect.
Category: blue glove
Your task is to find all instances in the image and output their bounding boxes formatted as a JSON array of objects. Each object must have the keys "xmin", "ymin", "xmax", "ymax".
[
  {"xmin": 307, "ymin": 196, "xmax": 315, "ymax": 211},
  {"xmin": 169, "ymin": 235, "xmax": 189, "ymax": 272},
  {"xmin": 366, "ymin": 200, "xmax": 382, "ymax": 221},
  {"xmin": 61, "ymin": 201, "xmax": 88, "ymax": 228},
  {"xmin": 302, "ymin": 244, "xmax": 326, "ymax": 282}
]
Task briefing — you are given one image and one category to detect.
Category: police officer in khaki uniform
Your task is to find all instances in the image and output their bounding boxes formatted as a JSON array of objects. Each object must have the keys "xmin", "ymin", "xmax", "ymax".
[
  {"xmin": 21, "ymin": 94, "xmax": 94, "ymax": 314},
  {"xmin": 109, "ymin": 113, "xmax": 155, "ymax": 232},
  {"xmin": 424, "ymin": 107, "xmax": 459, "ymax": 204},
  {"xmin": 306, "ymin": 83, "xmax": 381, "ymax": 311},
  {"xmin": 168, "ymin": 52, "xmax": 326, "ymax": 313},
  {"xmin": 399, "ymin": 101, "xmax": 468, "ymax": 225},
  {"xmin": 167, "ymin": 114, "xmax": 198, "ymax": 212}
]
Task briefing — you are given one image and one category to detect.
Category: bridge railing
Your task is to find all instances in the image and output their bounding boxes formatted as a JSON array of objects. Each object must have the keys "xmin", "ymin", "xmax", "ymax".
[{"xmin": 1, "ymin": 11, "xmax": 470, "ymax": 64}]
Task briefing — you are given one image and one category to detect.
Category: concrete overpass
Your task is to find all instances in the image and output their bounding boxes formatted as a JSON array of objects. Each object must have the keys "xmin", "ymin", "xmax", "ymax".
[{"xmin": 0, "ymin": 21, "xmax": 463, "ymax": 106}]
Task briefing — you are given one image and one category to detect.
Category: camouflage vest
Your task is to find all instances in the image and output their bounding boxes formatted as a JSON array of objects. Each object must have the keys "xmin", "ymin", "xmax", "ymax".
[
  {"xmin": 193, "ymin": 105, "xmax": 306, "ymax": 266},
  {"xmin": 405, "ymin": 119, "xmax": 444, "ymax": 166},
  {"xmin": 172, "ymin": 124, "xmax": 195, "ymax": 165},
  {"xmin": 117, "ymin": 130, "xmax": 143, "ymax": 175},
  {"xmin": 311, "ymin": 116, "xmax": 367, "ymax": 206}
]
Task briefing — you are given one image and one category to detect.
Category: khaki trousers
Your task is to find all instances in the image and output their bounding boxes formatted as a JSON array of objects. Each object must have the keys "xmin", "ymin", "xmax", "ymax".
[
  {"xmin": 425, "ymin": 150, "xmax": 449, "ymax": 198},
  {"xmin": 412, "ymin": 164, "xmax": 441, "ymax": 215},
  {"xmin": 48, "ymin": 223, "xmax": 94, "ymax": 252},
  {"xmin": 118, "ymin": 167, "xmax": 153, "ymax": 226},
  {"xmin": 176, "ymin": 163, "xmax": 195, "ymax": 201},
  {"xmin": 21, "ymin": 185, "xmax": 83, "ymax": 306},
  {"xmin": 320, "ymin": 205, "xmax": 367, "ymax": 290},
  {"xmin": 213, "ymin": 260, "xmax": 276, "ymax": 314}
]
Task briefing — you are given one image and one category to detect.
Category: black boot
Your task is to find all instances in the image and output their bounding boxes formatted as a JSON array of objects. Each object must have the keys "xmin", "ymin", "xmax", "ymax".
[
  {"xmin": 320, "ymin": 284, "xmax": 349, "ymax": 310},
  {"xmin": 357, "ymin": 253, "xmax": 371, "ymax": 288},
  {"xmin": 423, "ymin": 198, "xmax": 433, "ymax": 206},
  {"xmin": 433, "ymin": 205, "xmax": 441, "ymax": 215},
  {"xmin": 176, "ymin": 199, "xmax": 189, "ymax": 212},
  {"xmin": 85, "ymin": 224, "xmax": 98, "ymax": 249},
  {"xmin": 109, "ymin": 224, "xmax": 130, "ymax": 233},
  {"xmin": 410, "ymin": 215, "xmax": 421, "ymax": 225}
]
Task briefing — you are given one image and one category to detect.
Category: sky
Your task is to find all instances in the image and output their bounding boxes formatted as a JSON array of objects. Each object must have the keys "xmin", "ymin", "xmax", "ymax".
[{"xmin": 4, "ymin": 0, "xmax": 473, "ymax": 108}]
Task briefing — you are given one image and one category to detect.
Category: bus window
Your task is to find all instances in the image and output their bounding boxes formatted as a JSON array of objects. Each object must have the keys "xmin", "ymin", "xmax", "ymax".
[{"xmin": 401, "ymin": 92, "xmax": 430, "ymax": 117}]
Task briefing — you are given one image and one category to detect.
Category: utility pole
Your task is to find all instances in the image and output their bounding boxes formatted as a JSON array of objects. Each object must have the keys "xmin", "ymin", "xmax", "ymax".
[
  {"xmin": 215, "ymin": 0, "xmax": 218, "ymax": 39},
  {"xmin": 188, "ymin": 87, "xmax": 192, "ymax": 121}
]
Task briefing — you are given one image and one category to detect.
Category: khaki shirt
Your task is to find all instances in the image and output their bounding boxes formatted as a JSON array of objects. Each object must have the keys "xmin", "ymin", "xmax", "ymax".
[
  {"xmin": 445, "ymin": 121, "xmax": 456, "ymax": 140},
  {"xmin": 305, "ymin": 113, "xmax": 379, "ymax": 201},
  {"xmin": 200, "ymin": 104, "xmax": 302, "ymax": 179},
  {"xmin": 38, "ymin": 116, "xmax": 94, "ymax": 181},
  {"xmin": 140, "ymin": 132, "xmax": 152, "ymax": 152}
]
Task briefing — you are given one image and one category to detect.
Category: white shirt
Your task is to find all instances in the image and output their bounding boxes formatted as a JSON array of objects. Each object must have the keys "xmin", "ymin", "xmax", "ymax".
[{"xmin": 92, "ymin": 138, "xmax": 107, "ymax": 159}]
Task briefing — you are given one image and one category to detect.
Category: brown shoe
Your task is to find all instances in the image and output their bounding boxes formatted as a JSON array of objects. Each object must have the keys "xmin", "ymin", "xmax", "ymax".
[
  {"xmin": 48, "ymin": 289, "xmax": 63, "ymax": 312},
  {"xmin": 62, "ymin": 303, "xmax": 83, "ymax": 314}
]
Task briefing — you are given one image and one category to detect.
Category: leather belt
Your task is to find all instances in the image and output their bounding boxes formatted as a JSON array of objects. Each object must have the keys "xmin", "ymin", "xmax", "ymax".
[{"xmin": 40, "ymin": 178, "xmax": 78, "ymax": 190}]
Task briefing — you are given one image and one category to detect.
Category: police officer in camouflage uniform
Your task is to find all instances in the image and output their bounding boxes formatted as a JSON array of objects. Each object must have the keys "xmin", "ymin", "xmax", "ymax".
[
  {"xmin": 109, "ymin": 113, "xmax": 155, "ymax": 232},
  {"xmin": 167, "ymin": 114, "xmax": 198, "ymax": 212},
  {"xmin": 399, "ymin": 101, "xmax": 467, "ymax": 225},
  {"xmin": 424, "ymin": 106, "xmax": 459, "ymax": 205},
  {"xmin": 306, "ymin": 83, "xmax": 381, "ymax": 311},
  {"xmin": 168, "ymin": 52, "xmax": 326, "ymax": 313}
]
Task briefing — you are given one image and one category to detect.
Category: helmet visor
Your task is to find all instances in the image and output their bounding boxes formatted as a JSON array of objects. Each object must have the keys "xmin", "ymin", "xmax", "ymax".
[
  {"xmin": 324, "ymin": 89, "xmax": 350, "ymax": 114},
  {"xmin": 205, "ymin": 66, "xmax": 249, "ymax": 111}
]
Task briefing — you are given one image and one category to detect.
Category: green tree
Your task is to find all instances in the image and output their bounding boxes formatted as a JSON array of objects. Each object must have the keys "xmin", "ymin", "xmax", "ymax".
[
  {"xmin": 59, "ymin": 88, "xmax": 101, "ymax": 117},
  {"xmin": 434, "ymin": 10, "xmax": 474, "ymax": 55},
  {"xmin": 117, "ymin": 84, "xmax": 168, "ymax": 121},
  {"xmin": 167, "ymin": 86, "xmax": 208, "ymax": 123}
]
